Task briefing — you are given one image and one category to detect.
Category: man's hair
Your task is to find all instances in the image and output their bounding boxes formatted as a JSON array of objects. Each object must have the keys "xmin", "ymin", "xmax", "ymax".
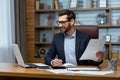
[{"xmin": 58, "ymin": 9, "xmax": 76, "ymax": 21}]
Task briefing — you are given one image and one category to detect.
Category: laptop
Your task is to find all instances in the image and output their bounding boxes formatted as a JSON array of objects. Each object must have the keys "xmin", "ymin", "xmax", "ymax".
[{"xmin": 12, "ymin": 44, "xmax": 49, "ymax": 68}]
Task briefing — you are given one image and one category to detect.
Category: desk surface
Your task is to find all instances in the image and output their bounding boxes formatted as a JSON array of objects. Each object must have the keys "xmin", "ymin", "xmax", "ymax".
[{"xmin": 0, "ymin": 63, "xmax": 120, "ymax": 80}]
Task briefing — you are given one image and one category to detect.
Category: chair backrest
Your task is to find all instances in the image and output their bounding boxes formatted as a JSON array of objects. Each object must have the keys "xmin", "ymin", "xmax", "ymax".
[{"xmin": 75, "ymin": 25, "xmax": 98, "ymax": 39}]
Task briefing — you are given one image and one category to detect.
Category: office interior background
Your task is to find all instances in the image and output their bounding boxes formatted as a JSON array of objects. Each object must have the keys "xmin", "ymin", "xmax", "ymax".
[{"xmin": 0, "ymin": 0, "xmax": 120, "ymax": 64}]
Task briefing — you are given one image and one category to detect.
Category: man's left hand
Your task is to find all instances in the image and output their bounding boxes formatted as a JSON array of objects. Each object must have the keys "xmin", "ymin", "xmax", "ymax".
[{"xmin": 96, "ymin": 51, "xmax": 104, "ymax": 61}]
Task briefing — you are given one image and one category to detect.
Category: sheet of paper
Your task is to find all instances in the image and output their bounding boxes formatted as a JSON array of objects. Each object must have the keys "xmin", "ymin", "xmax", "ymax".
[
  {"xmin": 73, "ymin": 71, "xmax": 114, "ymax": 75},
  {"xmin": 62, "ymin": 63, "xmax": 76, "ymax": 67},
  {"xmin": 46, "ymin": 69, "xmax": 113, "ymax": 75},
  {"xmin": 67, "ymin": 67, "xmax": 99, "ymax": 71},
  {"xmin": 79, "ymin": 39, "xmax": 105, "ymax": 61}
]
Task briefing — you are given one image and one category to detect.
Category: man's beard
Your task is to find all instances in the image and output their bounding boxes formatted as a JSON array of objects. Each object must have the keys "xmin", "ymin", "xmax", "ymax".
[{"xmin": 60, "ymin": 24, "xmax": 71, "ymax": 34}]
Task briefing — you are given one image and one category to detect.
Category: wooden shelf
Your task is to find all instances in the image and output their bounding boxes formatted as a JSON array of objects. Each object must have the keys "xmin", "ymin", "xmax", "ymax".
[
  {"xmin": 111, "ymin": 42, "xmax": 120, "ymax": 45},
  {"xmin": 35, "ymin": 26, "xmax": 58, "ymax": 28},
  {"xmin": 75, "ymin": 8, "xmax": 111, "ymax": 11},
  {"xmin": 35, "ymin": 26, "xmax": 53, "ymax": 28},
  {"xmin": 105, "ymin": 42, "xmax": 120, "ymax": 45},
  {"xmin": 35, "ymin": 7, "xmax": 120, "ymax": 12},
  {"xmin": 34, "ymin": 7, "xmax": 120, "ymax": 13},
  {"xmin": 111, "ymin": 7, "xmax": 120, "ymax": 10},
  {"xmin": 98, "ymin": 25, "xmax": 120, "ymax": 28},
  {"xmin": 35, "ymin": 42, "xmax": 51, "ymax": 45},
  {"xmin": 35, "ymin": 9, "xmax": 59, "ymax": 13}
]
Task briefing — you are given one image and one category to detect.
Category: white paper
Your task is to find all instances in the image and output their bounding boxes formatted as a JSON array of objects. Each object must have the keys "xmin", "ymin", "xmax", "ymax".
[
  {"xmin": 67, "ymin": 67, "xmax": 99, "ymax": 71},
  {"xmin": 47, "ymin": 69, "xmax": 114, "ymax": 75},
  {"xmin": 74, "ymin": 71, "xmax": 114, "ymax": 75},
  {"xmin": 62, "ymin": 63, "xmax": 76, "ymax": 68},
  {"xmin": 79, "ymin": 39, "xmax": 105, "ymax": 61},
  {"xmin": 47, "ymin": 69, "xmax": 68, "ymax": 74}
]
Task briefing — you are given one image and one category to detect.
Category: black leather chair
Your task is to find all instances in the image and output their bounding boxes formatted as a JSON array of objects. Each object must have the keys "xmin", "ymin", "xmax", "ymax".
[{"xmin": 75, "ymin": 25, "xmax": 98, "ymax": 39}]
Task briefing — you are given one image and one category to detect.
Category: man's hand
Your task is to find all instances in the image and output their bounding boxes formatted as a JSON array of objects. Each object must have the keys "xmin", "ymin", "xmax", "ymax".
[
  {"xmin": 96, "ymin": 51, "xmax": 104, "ymax": 61},
  {"xmin": 52, "ymin": 58, "xmax": 63, "ymax": 66}
]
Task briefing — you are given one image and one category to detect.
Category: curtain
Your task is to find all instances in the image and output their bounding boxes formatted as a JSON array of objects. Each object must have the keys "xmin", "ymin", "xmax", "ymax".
[
  {"xmin": 14, "ymin": 0, "xmax": 27, "ymax": 62},
  {"xmin": 0, "ymin": 0, "xmax": 15, "ymax": 62}
]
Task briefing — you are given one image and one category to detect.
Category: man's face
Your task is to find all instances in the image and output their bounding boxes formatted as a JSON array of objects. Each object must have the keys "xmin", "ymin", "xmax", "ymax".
[{"xmin": 57, "ymin": 15, "xmax": 72, "ymax": 34}]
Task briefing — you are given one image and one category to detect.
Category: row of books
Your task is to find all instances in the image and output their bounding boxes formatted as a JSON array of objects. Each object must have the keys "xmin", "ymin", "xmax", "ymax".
[
  {"xmin": 35, "ymin": 0, "xmax": 120, "ymax": 10},
  {"xmin": 35, "ymin": 0, "xmax": 90, "ymax": 10},
  {"xmin": 35, "ymin": 0, "xmax": 59, "ymax": 10}
]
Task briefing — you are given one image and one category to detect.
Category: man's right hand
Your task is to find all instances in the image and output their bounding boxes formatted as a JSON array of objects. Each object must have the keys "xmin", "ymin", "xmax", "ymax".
[{"xmin": 52, "ymin": 58, "xmax": 63, "ymax": 66}]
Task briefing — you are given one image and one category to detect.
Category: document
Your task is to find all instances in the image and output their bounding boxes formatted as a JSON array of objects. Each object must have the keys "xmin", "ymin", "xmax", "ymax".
[
  {"xmin": 79, "ymin": 39, "xmax": 105, "ymax": 61},
  {"xmin": 47, "ymin": 69, "xmax": 113, "ymax": 75},
  {"xmin": 67, "ymin": 67, "xmax": 99, "ymax": 71},
  {"xmin": 62, "ymin": 63, "xmax": 76, "ymax": 68}
]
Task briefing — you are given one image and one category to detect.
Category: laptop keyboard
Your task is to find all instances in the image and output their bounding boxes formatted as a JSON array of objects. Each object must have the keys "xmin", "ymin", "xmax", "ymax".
[
  {"xmin": 25, "ymin": 63, "xmax": 38, "ymax": 68},
  {"xmin": 25, "ymin": 63, "xmax": 50, "ymax": 69}
]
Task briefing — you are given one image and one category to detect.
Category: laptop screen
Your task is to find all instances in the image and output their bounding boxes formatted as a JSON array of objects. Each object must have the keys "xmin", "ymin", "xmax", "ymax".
[{"xmin": 12, "ymin": 44, "xmax": 26, "ymax": 67}]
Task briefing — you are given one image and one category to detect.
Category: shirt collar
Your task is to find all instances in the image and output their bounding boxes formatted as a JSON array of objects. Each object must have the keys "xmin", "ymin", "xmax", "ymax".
[{"xmin": 64, "ymin": 30, "xmax": 76, "ymax": 39}]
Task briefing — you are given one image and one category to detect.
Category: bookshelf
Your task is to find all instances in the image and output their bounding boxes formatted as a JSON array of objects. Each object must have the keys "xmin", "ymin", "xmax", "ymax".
[{"xmin": 25, "ymin": 0, "xmax": 120, "ymax": 63}]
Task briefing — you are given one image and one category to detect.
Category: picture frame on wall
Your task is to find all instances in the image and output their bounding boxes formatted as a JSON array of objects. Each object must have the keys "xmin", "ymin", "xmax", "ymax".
[
  {"xmin": 105, "ymin": 34, "xmax": 111, "ymax": 42},
  {"xmin": 70, "ymin": 0, "xmax": 77, "ymax": 8},
  {"xmin": 99, "ymin": 0, "xmax": 108, "ymax": 7}
]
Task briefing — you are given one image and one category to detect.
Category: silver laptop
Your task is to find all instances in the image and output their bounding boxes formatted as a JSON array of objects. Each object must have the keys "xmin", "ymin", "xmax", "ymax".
[{"xmin": 12, "ymin": 44, "xmax": 49, "ymax": 68}]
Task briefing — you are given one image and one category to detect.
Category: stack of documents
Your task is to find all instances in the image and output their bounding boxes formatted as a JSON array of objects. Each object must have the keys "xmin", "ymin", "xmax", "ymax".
[
  {"xmin": 79, "ymin": 39, "xmax": 105, "ymax": 61},
  {"xmin": 47, "ymin": 69, "xmax": 113, "ymax": 75}
]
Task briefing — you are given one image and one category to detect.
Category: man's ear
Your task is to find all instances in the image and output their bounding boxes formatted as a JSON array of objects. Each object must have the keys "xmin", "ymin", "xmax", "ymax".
[{"xmin": 70, "ymin": 19, "xmax": 75, "ymax": 25}]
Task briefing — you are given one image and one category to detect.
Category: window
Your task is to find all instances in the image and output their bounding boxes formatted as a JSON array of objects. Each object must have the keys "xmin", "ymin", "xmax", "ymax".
[{"xmin": 0, "ymin": 0, "xmax": 15, "ymax": 62}]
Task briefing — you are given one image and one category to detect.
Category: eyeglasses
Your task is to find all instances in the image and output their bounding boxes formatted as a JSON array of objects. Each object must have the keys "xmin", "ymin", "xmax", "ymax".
[{"xmin": 56, "ymin": 20, "xmax": 69, "ymax": 26}]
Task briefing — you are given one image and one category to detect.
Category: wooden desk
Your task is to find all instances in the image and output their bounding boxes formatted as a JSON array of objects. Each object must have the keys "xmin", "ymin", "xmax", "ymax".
[{"xmin": 0, "ymin": 63, "xmax": 120, "ymax": 80}]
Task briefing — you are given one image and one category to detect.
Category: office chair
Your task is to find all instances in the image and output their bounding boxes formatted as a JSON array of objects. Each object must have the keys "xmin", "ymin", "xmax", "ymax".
[{"xmin": 75, "ymin": 25, "xmax": 98, "ymax": 39}]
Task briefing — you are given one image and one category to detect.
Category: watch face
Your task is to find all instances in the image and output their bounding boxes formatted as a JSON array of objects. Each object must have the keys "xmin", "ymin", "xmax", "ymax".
[{"xmin": 96, "ymin": 13, "xmax": 107, "ymax": 25}]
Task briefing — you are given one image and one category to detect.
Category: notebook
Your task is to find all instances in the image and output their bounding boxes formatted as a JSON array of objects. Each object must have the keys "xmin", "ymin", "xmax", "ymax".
[{"xmin": 12, "ymin": 44, "xmax": 49, "ymax": 68}]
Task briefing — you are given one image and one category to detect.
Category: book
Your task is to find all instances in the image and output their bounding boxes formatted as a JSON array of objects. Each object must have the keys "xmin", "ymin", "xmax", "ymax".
[
  {"xmin": 54, "ymin": 0, "xmax": 59, "ymax": 9},
  {"xmin": 111, "ymin": 50, "xmax": 119, "ymax": 60},
  {"xmin": 35, "ymin": 0, "xmax": 40, "ymax": 10}
]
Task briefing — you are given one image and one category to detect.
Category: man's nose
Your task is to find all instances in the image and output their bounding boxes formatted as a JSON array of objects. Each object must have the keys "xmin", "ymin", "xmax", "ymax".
[{"xmin": 59, "ymin": 23, "xmax": 63, "ymax": 28}]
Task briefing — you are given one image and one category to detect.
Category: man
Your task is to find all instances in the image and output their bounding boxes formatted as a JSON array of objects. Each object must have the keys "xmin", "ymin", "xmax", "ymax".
[{"xmin": 44, "ymin": 9, "xmax": 103, "ymax": 66}]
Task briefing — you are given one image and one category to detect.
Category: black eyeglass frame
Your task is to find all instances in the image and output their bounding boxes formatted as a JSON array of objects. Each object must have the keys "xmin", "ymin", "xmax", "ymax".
[{"xmin": 56, "ymin": 20, "xmax": 70, "ymax": 26}]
